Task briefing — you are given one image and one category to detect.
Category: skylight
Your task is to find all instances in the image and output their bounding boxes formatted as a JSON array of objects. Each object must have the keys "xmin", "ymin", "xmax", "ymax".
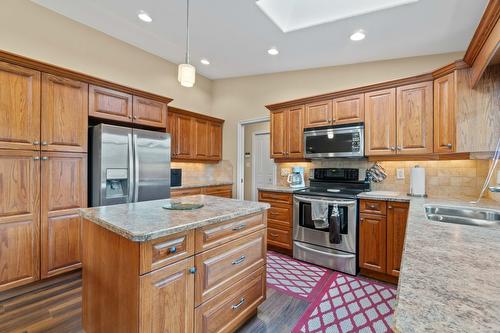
[{"xmin": 256, "ymin": 0, "xmax": 420, "ymax": 33}]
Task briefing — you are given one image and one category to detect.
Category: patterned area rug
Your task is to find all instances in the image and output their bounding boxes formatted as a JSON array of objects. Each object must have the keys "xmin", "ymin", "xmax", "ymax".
[
  {"xmin": 291, "ymin": 272, "xmax": 397, "ymax": 333},
  {"xmin": 266, "ymin": 251, "xmax": 331, "ymax": 301}
]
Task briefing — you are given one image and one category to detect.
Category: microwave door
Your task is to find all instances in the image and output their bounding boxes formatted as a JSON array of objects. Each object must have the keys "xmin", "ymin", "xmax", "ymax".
[{"xmin": 304, "ymin": 126, "xmax": 363, "ymax": 158}]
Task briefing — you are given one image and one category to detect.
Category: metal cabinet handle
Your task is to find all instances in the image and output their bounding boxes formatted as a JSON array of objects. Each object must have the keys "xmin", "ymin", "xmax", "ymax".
[
  {"xmin": 33, "ymin": 157, "xmax": 40, "ymax": 161},
  {"xmin": 360, "ymin": 218, "xmax": 364, "ymax": 222},
  {"xmin": 331, "ymin": 118, "xmax": 336, "ymax": 122},
  {"xmin": 231, "ymin": 255, "xmax": 246, "ymax": 265},
  {"xmin": 133, "ymin": 116, "xmax": 138, "ymax": 120},
  {"xmin": 128, "ymin": 115, "xmax": 132, "ymax": 119},
  {"xmin": 231, "ymin": 298, "xmax": 245, "ymax": 310},
  {"xmin": 41, "ymin": 141, "xmax": 48, "ymax": 146},
  {"xmin": 447, "ymin": 143, "xmax": 452, "ymax": 148},
  {"xmin": 397, "ymin": 146, "xmax": 402, "ymax": 151},
  {"xmin": 168, "ymin": 246, "xmax": 177, "ymax": 254},
  {"xmin": 270, "ymin": 233, "xmax": 279, "ymax": 237},
  {"xmin": 369, "ymin": 205, "xmax": 376, "ymax": 209},
  {"xmin": 390, "ymin": 146, "xmax": 396, "ymax": 151},
  {"xmin": 41, "ymin": 156, "xmax": 48, "ymax": 160},
  {"xmin": 232, "ymin": 224, "xmax": 246, "ymax": 231},
  {"xmin": 33, "ymin": 141, "xmax": 40, "ymax": 145},
  {"xmin": 189, "ymin": 267, "xmax": 197, "ymax": 274},
  {"xmin": 388, "ymin": 206, "xmax": 393, "ymax": 209}
]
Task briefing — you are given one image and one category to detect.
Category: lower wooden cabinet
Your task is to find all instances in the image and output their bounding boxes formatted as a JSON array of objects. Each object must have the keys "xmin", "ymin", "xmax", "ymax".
[
  {"xmin": 171, "ymin": 185, "xmax": 232, "ymax": 199},
  {"xmin": 258, "ymin": 190, "xmax": 293, "ymax": 253},
  {"xmin": 359, "ymin": 199, "xmax": 409, "ymax": 283}
]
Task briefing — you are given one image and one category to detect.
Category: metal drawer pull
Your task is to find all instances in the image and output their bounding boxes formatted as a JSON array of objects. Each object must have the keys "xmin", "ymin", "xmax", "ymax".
[
  {"xmin": 270, "ymin": 233, "xmax": 279, "ymax": 237},
  {"xmin": 232, "ymin": 224, "xmax": 246, "ymax": 231},
  {"xmin": 231, "ymin": 298, "xmax": 245, "ymax": 310},
  {"xmin": 231, "ymin": 255, "xmax": 246, "ymax": 265},
  {"xmin": 41, "ymin": 141, "xmax": 48, "ymax": 146},
  {"xmin": 33, "ymin": 157, "xmax": 40, "ymax": 161},
  {"xmin": 369, "ymin": 205, "xmax": 376, "ymax": 209},
  {"xmin": 41, "ymin": 156, "xmax": 49, "ymax": 161},
  {"xmin": 33, "ymin": 141, "xmax": 40, "ymax": 145},
  {"xmin": 168, "ymin": 246, "xmax": 177, "ymax": 254}
]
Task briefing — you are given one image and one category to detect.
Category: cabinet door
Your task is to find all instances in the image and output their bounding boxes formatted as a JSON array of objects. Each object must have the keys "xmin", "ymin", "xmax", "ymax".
[
  {"xmin": 133, "ymin": 96, "xmax": 167, "ymax": 128},
  {"xmin": 434, "ymin": 73, "xmax": 456, "ymax": 153},
  {"xmin": 193, "ymin": 118, "xmax": 210, "ymax": 159},
  {"xmin": 386, "ymin": 202, "xmax": 409, "ymax": 277},
  {"xmin": 0, "ymin": 61, "xmax": 41, "ymax": 151},
  {"xmin": 364, "ymin": 89, "xmax": 396, "ymax": 156},
  {"xmin": 0, "ymin": 150, "xmax": 40, "ymax": 291},
  {"xmin": 208, "ymin": 122, "xmax": 223, "ymax": 160},
  {"xmin": 332, "ymin": 94, "xmax": 365, "ymax": 125},
  {"xmin": 270, "ymin": 110, "xmax": 287, "ymax": 158},
  {"xmin": 89, "ymin": 85, "xmax": 133, "ymax": 123},
  {"xmin": 175, "ymin": 114, "xmax": 195, "ymax": 159},
  {"xmin": 140, "ymin": 257, "xmax": 194, "ymax": 333},
  {"xmin": 359, "ymin": 213, "xmax": 387, "ymax": 273},
  {"xmin": 41, "ymin": 74, "xmax": 88, "ymax": 153},
  {"xmin": 396, "ymin": 81, "xmax": 433, "ymax": 154},
  {"xmin": 287, "ymin": 105, "xmax": 304, "ymax": 158},
  {"xmin": 40, "ymin": 152, "xmax": 86, "ymax": 278},
  {"xmin": 304, "ymin": 100, "xmax": 332, "ymax": 128},
  {"xmin": 167, "ymin": 111, "xmax": 178, "ymax": 157}
]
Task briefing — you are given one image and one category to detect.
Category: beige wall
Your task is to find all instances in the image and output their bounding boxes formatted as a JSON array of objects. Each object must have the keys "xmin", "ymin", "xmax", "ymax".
[
  {"xmin": 0, "ymin": 0, "xmax": 212, "ymax": 114},
  {"xmin": 244, "ymin": 122, "xmax": 270, "ymax": 200},
  {"xmin": 211, "ymin": 52, "xmax": 464, "ymax": 187}
]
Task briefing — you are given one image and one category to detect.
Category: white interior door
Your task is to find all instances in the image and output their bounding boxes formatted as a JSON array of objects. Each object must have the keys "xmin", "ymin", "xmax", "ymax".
[{"xmin": 252, "ymin": 132, "xmax": 275, "ymax": 201}]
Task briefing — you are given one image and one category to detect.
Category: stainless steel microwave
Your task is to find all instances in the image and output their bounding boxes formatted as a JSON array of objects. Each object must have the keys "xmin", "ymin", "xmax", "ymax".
[{"xmin": 304, "ymin": 124, "xmax": 364, "ymax": 158}]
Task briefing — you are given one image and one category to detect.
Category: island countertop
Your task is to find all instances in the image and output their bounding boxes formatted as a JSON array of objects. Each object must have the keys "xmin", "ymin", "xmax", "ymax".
[{"xmin": 79, "ymin": 195, "xmax": 270, "ymax": 242}]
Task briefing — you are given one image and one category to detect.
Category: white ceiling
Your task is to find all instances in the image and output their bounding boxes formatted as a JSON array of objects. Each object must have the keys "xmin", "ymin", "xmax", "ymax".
[{"xmin": 31, "ymin": 0, "xmax": 488, "ymax": 79}]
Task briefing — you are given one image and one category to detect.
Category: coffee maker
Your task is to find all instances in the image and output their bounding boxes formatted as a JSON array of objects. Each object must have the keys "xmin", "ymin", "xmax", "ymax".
[{"xmin": 287, "ymin": 166, "xmax": 306, "ymax": 188}]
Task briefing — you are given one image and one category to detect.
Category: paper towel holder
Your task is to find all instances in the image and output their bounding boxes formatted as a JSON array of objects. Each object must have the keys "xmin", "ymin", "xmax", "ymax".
[{"xmin": 407, "ymin": 165, "xmax": 428, "ymax": 197}]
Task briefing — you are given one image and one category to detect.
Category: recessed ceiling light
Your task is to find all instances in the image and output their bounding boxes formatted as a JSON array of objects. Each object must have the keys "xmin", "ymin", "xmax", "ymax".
[
  {"xmin": 200, "ymin": 59, "xmax": 210, "ymax": 65},
  {"xmin": 137, "ymin": 10, "xmax": 152, "ymax": 23},
  {"xmin": 350, "ymin": 30, "xmax": 366, "ymax": 41},
  {"xmin": 267, "ymin": 47, "xmax": 279, "ymax": 55}
]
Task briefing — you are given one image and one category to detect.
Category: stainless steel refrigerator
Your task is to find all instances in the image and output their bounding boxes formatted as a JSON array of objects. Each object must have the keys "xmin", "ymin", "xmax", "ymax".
[{"xmin": 90, "ymin": 124, "xmax": 171, "ymax": 207}]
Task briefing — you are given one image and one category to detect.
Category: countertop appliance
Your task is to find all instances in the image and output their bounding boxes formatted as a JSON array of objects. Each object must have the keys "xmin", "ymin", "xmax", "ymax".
[
  {"xmin": 293, "ymin": 168, "xmax": 369, "ymax": 275},
  {"xmin": 287, "ymin": 166, "xmax": 305, "ymax": 188},
  {"xmin": 304, "ymin": 123, "xmax": 364, "ymax": 158},
  {"xmin": 90, "ymin": 124, "xmax": 171, "ymax": 207}
]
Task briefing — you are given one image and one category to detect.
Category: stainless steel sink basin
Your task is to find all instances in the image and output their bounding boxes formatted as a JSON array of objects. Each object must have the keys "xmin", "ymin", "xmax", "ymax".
[{"xmin": 424, "ymin": 205, "xmax": 500, "ymax": 228}]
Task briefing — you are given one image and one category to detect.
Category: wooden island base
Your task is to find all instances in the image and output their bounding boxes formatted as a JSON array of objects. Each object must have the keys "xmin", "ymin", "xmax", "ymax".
[{"xmin": 82, "ymin": 211, "xmax": 267, "ymax": 333}]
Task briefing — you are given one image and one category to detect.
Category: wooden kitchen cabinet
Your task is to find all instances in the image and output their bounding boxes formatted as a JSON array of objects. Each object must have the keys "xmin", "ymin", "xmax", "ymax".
[
  {"xmin": 365, "ymin": 88, "xmax": 397, "ymax": 156},
  {"xmin": 40, "ymin": 152, "xmax": 87, "ymax": 278},
  {"xmin": 0, "ymin": 150, "xmax": 40, "ymax": 291},
  {"xmin": 89, "ymin": 85, "xmax": 133, "ymax": 123},
  {"xmin": 208, "ymin": 121, "xmax": 223, "ymax": 160},
  {"xmin": 332, "ymin": 94, "xmax": 365, "ymax": 125},
  {"xmin": 386, "ymin": 202, "xmax": 409, "ymax": 277},
  {"xmin": 133, "ymin": 96, "xmax": 168, "ymax": 128},
  {"xmin": 258, "ymin": 190, "xmax": 293, "ymax": 254},
  {"xmin": 176, "ymin": 113, "xmax": 195, "ymax": 159},
  {"xmin": 434, "ymin": 73, "xmax": 456, "ymax": 153},
  {"xmin": 194, "ymin": 118, "xmax": 210, "ymax": 159},
  {"xmin": 0, "ymin": 61, "xmax": 41, "ymax": 151},
  {"xmin": 41, "ymin": 73, "xmax": 88, "ymax": 153},
  {"xmin": 270, "ymin": 106, "xmax": 304, "ymax": 159},
  {"xmin": 359, "ymin": 213, "xmax": 387, "ymax": 273},
  {"xmin": 304, "ymin": 100, "xmax": 332, "ymax": 128}
]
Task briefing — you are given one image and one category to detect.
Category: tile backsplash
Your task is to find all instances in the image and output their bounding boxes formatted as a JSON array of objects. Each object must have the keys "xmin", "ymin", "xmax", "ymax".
[
  {"xmin": 171, "ymin": 160, "xmax": 233, "ymax": 187},
  {"xmin": 277, "ymin": 159, "xmax": 498, "ymax": 201}
]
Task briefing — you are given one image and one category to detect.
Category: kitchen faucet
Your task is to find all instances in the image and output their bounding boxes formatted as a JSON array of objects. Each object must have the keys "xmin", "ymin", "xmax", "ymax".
[{"xmin": 470, "ymin": 137, "xmax": 500, "ymax": 204}]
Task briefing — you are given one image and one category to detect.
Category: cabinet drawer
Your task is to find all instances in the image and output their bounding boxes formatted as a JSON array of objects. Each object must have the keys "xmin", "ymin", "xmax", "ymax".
[
  {"xmin": 267, "ymin": 205, "xmax": 291, "ymax": 223},
  {"xmin": 267, "ymin": 227, "xmax": 292, "ymax": 249},
  {"xmin": 360, "ymin": 199, "xmax": 387, "ymax": 215},
  {"xmin": 195, "ymin": 213, "xmax": 266, "ymax": 253},
  {"xmin": 258, "ymin": 191, "xmax": 292, "ymax": 205},
  {"xmin": 171, "ymin": 187, "xmax": 203, "ymax": 197},
  {"xmin": 203, "ymin": 185, "xmax": 232, "ymax": 194},
  {"xmin": 194, "ymin": 229, "xmax": 266, "ymax": 306},
  {"xmin": 195, "ymin": 266, "xmax": 265, "ymax": 333},
  {"xmin": 140, "ymin": 230, "xmax": 195, "ymax": 274}
]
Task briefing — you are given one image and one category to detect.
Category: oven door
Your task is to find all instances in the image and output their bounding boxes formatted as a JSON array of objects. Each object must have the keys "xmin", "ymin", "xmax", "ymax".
[
  {"xmin": 293, "ymin": 195, "xmax": 357, "ymax": 254},
  {"xmin": 304, "ymin": 125, "xmax": 364, "ymax": 158}
]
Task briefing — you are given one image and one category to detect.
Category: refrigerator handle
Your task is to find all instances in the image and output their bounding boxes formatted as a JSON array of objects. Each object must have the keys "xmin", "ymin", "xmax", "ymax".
[
  {"xmin": 133, "ymin": 134, "xmax": 139, "ymax": 202},
  {"xmin": 128, "ymin": 133, "xmax": 134, "ymax": 202}
]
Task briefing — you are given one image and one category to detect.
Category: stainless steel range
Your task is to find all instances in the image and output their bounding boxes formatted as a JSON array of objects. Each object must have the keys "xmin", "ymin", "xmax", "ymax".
[{"xmin": 293, "ymin": 168, "xmax": 369, "ymax": 275}]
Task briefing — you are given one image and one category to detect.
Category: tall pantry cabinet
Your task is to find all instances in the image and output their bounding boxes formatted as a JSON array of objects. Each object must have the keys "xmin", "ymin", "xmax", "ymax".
[{"xmin": 0, "ymin": 61, "xmax": 87, "ymax": 291}]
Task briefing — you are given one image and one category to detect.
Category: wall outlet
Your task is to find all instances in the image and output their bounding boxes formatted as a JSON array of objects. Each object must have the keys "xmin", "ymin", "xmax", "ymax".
[
  {"xmin": 396, "ymin": 168, "xmax": 405, "ymax": 180},
  {"xmin": 281, "ymin": 168, "xmax": 290, "ymax": 176}
]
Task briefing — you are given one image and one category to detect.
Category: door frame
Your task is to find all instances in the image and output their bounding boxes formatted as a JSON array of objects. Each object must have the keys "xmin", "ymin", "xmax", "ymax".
[
  {"xmin": 236, "ymin": 116, "xmax": 270, "ymax": 200},
  {"xmin": 251, "ymin": 130, "xmax": 277, "ymax": 201}
]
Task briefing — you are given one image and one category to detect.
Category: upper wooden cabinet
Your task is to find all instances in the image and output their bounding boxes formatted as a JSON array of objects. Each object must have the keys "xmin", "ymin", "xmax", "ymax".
[
  {"xmin": 434, "ymin": 73, "xmax": 456, "ymax": 153},
  {"xmin": 365, "ymin": 88, "xmax": 397, "ymax": 156},
  {"xmin": 332, "ymin": 94, "xmax": 365, "ymax": 125},
  {"xmin": 271, "ymin": 105, "xmax": 304, "ymax": 159},
  {"xmin": 0, "ymin": 150, "xmax": 40, "ymax": 291},
  {"xmin": 41, "ymin": 74, "xmax": 88, "ymax": 153},
  {"xmin": 89, "ymin": 85, "xmax": 133, "ymax": 123},
  {"xmin": 167, "ymin": 107, "xmax": 224, "ymax": 162},
  {"xmin": 304, "ymin": 100, "xmax": 332, "ymax": 128},
  {"xmin": 0, "ymin": 61, "xmax": 41, "ymax": 151},
  {"xmin": 133, "ymin": 96, "xmax": 167, "ymax": 128}
]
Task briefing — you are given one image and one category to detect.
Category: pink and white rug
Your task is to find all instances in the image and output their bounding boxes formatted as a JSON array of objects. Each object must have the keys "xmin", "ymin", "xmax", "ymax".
[
  {"xmin": 266, "ymin": 251, "xmax": 331, "ymax": 301},
  {"xmin": 292, "ymin": 272, "xmax": 397, "ymax": 333}
]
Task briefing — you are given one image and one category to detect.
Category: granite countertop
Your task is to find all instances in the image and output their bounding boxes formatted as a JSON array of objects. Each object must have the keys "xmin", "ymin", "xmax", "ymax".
[
  {"xmin": 171, "ymin": 181, "xmax": 233, "ymax": 189},
  {"xmin": 79, "ymin": 195, "xmax": 269, "ymax": 242},
  {"xmin": 357, "ymin": 191, "xmax": 412, "ymax": 202},
  {"xmin": 257, "ymin": 185, "xmax": 307, "ymax": 193},
  {"xmin": 393, "ymin": 197, "xmax": 500, "ymax": 332}
]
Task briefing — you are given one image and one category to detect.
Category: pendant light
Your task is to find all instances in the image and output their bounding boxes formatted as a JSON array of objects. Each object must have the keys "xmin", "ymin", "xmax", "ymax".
[{"xmin": 178, "ymin": 0, "xmax": 196, "ymax": 87}]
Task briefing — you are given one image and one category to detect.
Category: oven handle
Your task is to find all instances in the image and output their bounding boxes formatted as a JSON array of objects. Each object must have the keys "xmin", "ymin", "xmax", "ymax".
[
  {"xmin": 294, "ymin": 242, "xmax": 356, "ymax": 258},
  {"xmin": 294, "ymin": 195, "xmax": 356, "ymax": 206}
]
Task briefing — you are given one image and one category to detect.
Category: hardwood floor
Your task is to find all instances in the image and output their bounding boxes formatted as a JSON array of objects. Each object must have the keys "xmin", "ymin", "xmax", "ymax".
[{"xmin": 0, "ymin": 270, "xmax": 307, "ymax": 333}]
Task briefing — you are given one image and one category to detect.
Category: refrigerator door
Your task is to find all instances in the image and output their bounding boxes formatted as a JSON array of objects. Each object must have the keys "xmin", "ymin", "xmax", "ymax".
[
  {"xmin": 90, "ymin": 124, "xmax": 133, "ymax": 207},
  {"xmin": 132, "ymin": 128, "xmax": 171, "ymax": 202}
]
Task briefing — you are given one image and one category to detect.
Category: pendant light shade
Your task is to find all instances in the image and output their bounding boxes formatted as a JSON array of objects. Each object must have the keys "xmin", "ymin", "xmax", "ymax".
[
  {"xmin": 178, "ymin": 0, "xmax": 196, "ymax": 88},
  {"xmin": 178, "ymin": 63, "xmax": 196, "ymax": 87}
]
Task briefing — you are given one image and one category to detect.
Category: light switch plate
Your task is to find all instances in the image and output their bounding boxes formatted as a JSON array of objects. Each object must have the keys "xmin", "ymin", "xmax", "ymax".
[
  {"xmin": 281, "ymin": 168, "xmax": 290, "ymax": 176},
  {"xmin": 396, "ymin": 168, "xmax": 405, "ymax": 180}
]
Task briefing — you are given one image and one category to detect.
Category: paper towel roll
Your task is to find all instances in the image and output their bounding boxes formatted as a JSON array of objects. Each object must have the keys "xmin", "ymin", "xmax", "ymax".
[{"xmin": 409, "ymin": 166, "xmax": 426, "ymax": 196}]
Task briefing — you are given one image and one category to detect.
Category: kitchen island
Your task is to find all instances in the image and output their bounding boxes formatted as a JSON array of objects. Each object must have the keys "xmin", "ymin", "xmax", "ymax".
[{"xmin": 79, "ymin": 195, "xmax": 270, "ymax": 333}]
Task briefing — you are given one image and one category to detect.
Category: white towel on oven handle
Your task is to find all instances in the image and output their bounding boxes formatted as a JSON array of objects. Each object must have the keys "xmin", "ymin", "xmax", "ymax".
[{"xmin": 311, "ymin": 199, "xmax": 329, "ymax": 229}]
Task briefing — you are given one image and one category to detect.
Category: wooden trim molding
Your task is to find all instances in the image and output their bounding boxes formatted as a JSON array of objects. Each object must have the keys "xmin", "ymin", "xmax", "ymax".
[
  {"xmin": 431, "ymin": 60, "xmax": 469, "ymax": 78},
  {"xmin": 0, "ymin": 49, "xmax": 173, "ymax": 104},
  {"xmin": 169, "ymin": 106, "xmax": 225, "ymax": 124},
  {"xmin": 367, "ymin": 153, "xmax": 470, "ymax": 162},
  {"xmin": 463, "ymin": 0, "xmax": 500, "ymax": 66}
]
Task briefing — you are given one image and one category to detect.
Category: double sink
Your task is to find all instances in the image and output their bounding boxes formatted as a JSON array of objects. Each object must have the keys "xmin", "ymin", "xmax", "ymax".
[{"xmin": 425, "ymin": 204, "xmax": 500, "ymax": 228}]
